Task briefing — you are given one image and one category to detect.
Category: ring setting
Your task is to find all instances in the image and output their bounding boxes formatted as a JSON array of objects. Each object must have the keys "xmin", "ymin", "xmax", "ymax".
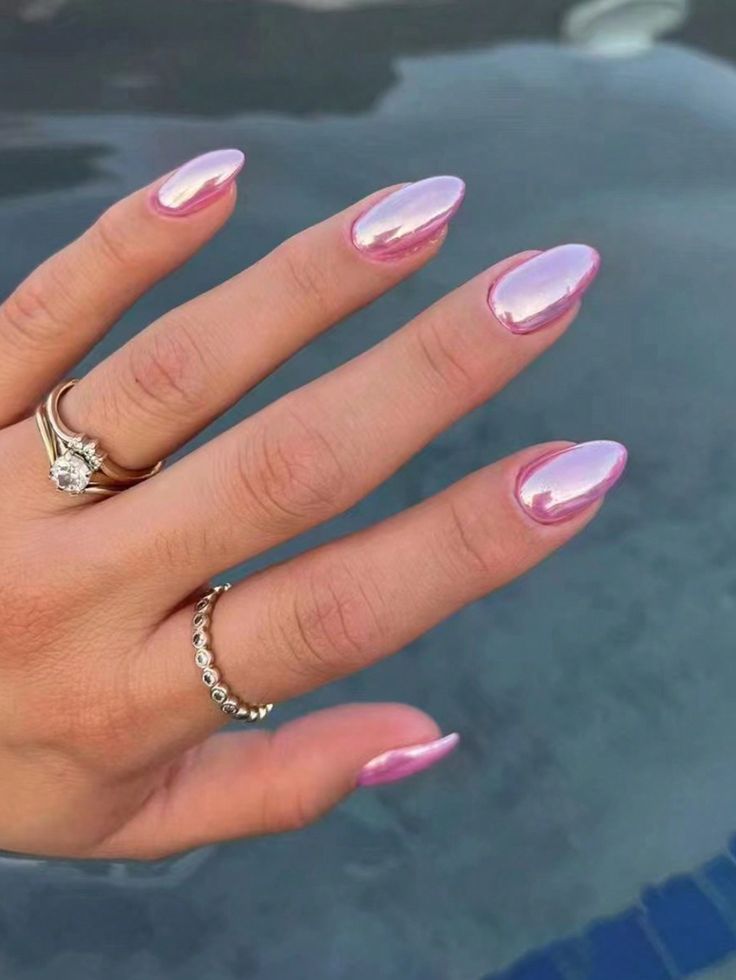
[
  {"xmin": 48, "ymin": 438, "xmax": 105, "ymax": 494},
  {"xmin": 36, "ymin": 380, "xmax": 163, "ymax": 497}
]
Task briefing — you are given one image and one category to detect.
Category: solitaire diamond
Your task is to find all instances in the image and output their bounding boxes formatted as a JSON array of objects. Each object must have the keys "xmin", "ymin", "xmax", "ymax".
[{"xmin": 49, "ymin": 451, "xmax": 92, "ymax": 494}]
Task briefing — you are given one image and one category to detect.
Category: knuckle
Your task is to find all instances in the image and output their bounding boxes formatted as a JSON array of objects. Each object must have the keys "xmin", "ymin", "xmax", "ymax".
[
  {"xmin": 227, "ymin": 406, "xmax": 348, "ymax": 529},
  {"xmin": 92, "ymin": 203, "xmax": 144, "ymax": 271},
  {"xmin": 280, "ymin": 559, "xmax": 385, "ymax": 681},
  {"xmin": 1, "ymin": 268, "xmax": 72, "ymax": 352},
  {"xmin": 413, "ymin": 314, "xmax": 483, "ymax": 401},
  {"xmin": 444, "ymin": 497, "xmax": 502, "ymax": 579},
  {"xmin": 275, "ymin": 238, "xmax": 334, "ymax": 317},
  {"xmin": 258, "ymin": 736, "xmax": 324, "ymax": 834},
  {"xmin": 269, "ymin": 781, "xmax": 322, "ymax": 835},
  {"xmin": 123, "ymin": 321, "xmax": 213, "ymax": 420}
]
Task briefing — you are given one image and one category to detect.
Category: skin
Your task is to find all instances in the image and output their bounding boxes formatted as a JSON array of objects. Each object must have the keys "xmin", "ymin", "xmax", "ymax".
[{"xmin": 0, "ymin": 165, "xmax": 608, "ymax": 860}]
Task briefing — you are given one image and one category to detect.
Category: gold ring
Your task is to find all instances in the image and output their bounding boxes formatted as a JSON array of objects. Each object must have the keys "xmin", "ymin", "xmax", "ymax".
[{"xmin": 35, "ymin": 379, "xmax": 163, "ymax": 496}]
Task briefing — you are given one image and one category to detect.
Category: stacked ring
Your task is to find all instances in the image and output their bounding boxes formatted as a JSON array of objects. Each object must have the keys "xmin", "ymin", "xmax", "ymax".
[
  {"xmin": 192, "ymin": 584, "xmax": 274, "ymax": 723},
  {"xmin": 36, "ymin": 379, "xmax": 163, "ymax": 497}
]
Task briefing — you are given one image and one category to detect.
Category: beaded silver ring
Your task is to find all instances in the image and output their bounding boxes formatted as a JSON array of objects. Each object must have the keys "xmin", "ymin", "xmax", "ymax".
[{"xmin": 192, "ymin": 584, "xmax": 273, "ymax": 723}]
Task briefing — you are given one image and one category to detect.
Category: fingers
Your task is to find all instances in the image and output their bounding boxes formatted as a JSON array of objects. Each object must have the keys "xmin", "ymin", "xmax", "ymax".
[
  {"xmin": 152, "ymin": 440, "xmax": 626, "ymax": 727},
  {"xmin": 110, "ymin": 244, "xmax": 600, "ymax": 600},
  {"xmin": 93, "ymin": 704, "xmax": 447, "ymax": 859},
  {"xmin": 57, "ymin": 176, "xmax": 465, "ymax": 469},
  {"xmin": 0, "ymin": 149, "xmax": 244, "ymax": 427}
]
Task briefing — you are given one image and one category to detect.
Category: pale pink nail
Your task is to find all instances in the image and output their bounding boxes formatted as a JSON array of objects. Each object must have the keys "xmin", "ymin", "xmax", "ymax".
[
  {"xmin": 489, "ymin": 243, "xmax": 600, "ymax": 334},
  {"xmin": 357, "ymin": 733, "xmax": 460, "ymax": 788},
  {"xmin": 351, "ymin": 176, "xmax": 465, "ymax": 261},
  {"xmin": 152, "ymin": 148, "xmax": 245, "ymax": 217},
  {"xmin": 516, "ymin": 440, "xmax": 628, "ymax": 525}
]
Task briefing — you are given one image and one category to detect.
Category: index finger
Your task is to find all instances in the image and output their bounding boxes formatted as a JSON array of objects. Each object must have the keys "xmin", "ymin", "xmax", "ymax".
[{"xmin": 0, "ymin": 148, "xmax": 244, "ymax": 426}]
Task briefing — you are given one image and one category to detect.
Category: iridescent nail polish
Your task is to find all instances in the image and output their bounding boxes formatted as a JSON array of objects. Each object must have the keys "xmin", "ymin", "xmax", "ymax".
[
  {"xmin": 516, "ymin": 441, "xmax": 627, "ymax": 525},
  {"xmin": 351, "ymin": 176, "xmax": 465, "ymax": 261},
  {"xmin": 489, "ymin": 243, "xmax": 600, "ymax": 334},
  {"xmin": 152, "ymin": 149, "xmax": 245, "ymax": 217},
  {"xmin": 357, "ymin": 733, "xmax": 460, "ymax": 788}
]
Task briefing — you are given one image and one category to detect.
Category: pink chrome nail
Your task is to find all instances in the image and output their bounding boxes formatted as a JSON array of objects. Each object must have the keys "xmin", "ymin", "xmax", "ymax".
[
  {"xmin": 351, "ymin": 176, "xmax": 465, "ymax": 261},
  {"xmin": 357, "ymin": 733, "xmax": 460, "ymax": 788},
  {"xmin": 489, "ymin": 243, "xmax": 600, "ymax": 334},
  {"xmin": 516, "ymin": 440, "xmax": 627, "ymax": 525},
  {"xmin": 152, "ymin": 148, "xmax": 245, "ymax": 217}
]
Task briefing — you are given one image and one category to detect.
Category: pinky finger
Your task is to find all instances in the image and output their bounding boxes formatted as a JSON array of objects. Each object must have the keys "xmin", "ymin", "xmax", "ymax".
[{"xmin": 93, "ymin": 704, "xmax": 456, "ymax": 859}]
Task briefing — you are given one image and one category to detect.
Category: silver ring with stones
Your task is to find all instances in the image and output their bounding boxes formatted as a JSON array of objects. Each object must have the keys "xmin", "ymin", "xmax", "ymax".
[
  {"xmin": 192, "ymin": 584, "xmax": 274, "ymax": 723},
  {"xmin": 35, "ymin": 379, "xmax": 163, "ymax": 497}
]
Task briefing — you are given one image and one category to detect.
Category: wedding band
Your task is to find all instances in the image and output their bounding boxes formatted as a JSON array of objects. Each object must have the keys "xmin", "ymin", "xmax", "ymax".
[
  {"xmin": 35, "ymin": 379, "xmax": 163, "ymax": 496},
  {"xmin": 192, "ymin": 584, "xmax": 274, "ymax": 723}
]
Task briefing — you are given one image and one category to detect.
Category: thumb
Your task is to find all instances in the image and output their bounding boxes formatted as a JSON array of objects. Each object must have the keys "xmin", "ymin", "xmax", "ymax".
[{"xmin": 99, "ymin": 703, "xmax": 459, "ymax": 860}]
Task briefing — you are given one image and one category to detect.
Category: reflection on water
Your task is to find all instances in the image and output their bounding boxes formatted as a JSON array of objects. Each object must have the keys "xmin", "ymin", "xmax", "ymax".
[
  {"xmin": 0, "ymin": 144, "xmax": 109, "ymax": 198},
  {"xmin": 0, "ymin": 0, "xmax": 631, "ymax": 117},
  {"xmin": 0, "ymin": 846, "xmax": 211, "ymax": 889},
  {"xmin": 563, "ymin": 0, "xmax": 688, "ymax": 56}
]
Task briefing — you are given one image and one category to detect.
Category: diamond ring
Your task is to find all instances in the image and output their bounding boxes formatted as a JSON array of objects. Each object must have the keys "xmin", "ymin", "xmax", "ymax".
[
  {"xmin": 35, "ymin": 379, "xmax": 164, "ymax": 496},
  {"xmin": 193, "ymin": 584, "xmax": 274, "ymax": 723}
]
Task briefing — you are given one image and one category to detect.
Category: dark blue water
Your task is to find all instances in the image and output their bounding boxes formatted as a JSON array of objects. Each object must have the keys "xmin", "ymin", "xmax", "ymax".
[{"xmin": 2, "ymin": 2, "xmax": 736, "ymax": 977}]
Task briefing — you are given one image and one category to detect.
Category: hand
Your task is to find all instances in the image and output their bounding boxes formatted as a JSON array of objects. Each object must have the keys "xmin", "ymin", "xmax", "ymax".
[{"xmin": 0, "ymin": 149, "xmax": 625, "ymax": 859}]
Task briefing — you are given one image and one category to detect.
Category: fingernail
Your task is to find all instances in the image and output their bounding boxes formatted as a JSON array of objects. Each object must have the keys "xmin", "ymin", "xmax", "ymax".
[
  {"xmin": 357, "ymin": 733, "xmax": 460, "ymax": 788},
  {"xmin": 516, "ymin": 440, "xmax": 628, "ymax": 525},
  {"xmin": 489, "ymin": 243, "xmax": 600, "ymax": 334},
  {"xmin": 351, "ymin": 176, "xmax": 465, "ymax": 261},
  {"xmin": 153, "ymin": 148, "xmax": 245, "ymax": 217}
]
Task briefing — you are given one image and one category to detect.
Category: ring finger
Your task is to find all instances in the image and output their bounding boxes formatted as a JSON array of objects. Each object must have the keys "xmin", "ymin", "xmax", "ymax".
[{"xmin": 149, "ymin": 439, "xmax": 627, "ymax": 738}]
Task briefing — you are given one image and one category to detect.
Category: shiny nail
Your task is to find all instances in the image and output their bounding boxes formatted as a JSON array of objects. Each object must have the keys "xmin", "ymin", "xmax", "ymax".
[
  {"xmin": 489, "ymin": 243, "xmax": 600, "ymax": 334},
  {"xmin": 153, "ymin": 148, "xmax": 245, "ymax": 217},
  {"xmin": 516, "ymin": 440, "xmax": 627, "ymax": 525},
  {"xmin": 357, "ymin": 733, "xmax": 460, "ymax": 788},
  {"xmin": 351, "ymin": 176, "xmax": 465, "ymax": 261}
]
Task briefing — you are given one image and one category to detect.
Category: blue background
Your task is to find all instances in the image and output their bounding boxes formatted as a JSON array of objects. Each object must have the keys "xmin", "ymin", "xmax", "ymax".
[{"xmin": 2, "ymin": 1, "xmax": 736, "ymax": 977}]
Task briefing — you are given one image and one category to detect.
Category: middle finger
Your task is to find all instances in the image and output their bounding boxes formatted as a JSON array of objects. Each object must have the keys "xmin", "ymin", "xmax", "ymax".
[{"xmin": 101, "ymin": 242, "xmax": 600, "ymax": 602}]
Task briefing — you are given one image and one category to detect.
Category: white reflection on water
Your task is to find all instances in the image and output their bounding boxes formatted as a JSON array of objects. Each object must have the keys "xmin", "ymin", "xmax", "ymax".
[
  {"xmin": 13, "ymin": 0, "xmax": 390, "ymax": 18},
  {"xmin": 0, "ymin": 846, "xmax": 213, "ymax": 889},
  {"xmin": 563, "ymin": 0, "xmax": 689, "ymax": 56}
]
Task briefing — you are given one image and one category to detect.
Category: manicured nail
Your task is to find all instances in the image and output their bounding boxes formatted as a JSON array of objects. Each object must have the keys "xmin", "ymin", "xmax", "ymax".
[
  {"xmin": 489, "ymin": 243, "xmax": 600, "ymax": 334},
  {"xmin": 351, "ymin": 176, "xmax": 465, "ymax": 261},
  {"xmin": 153, "ymin": 149, "xmax": 245, "ymax": 217},
  {"xmin": 516, "ymin": 440, "xmax": 627, "ymax": 525},
  {"xmin": 357, "ymin": 733, "xmax": 460, "ymax": 788}
]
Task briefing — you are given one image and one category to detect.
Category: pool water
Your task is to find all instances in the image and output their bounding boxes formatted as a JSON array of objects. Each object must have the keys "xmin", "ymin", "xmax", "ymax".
[{"xmin": 2, "ymin": 1, "xmax": 736, "ymax": 977}]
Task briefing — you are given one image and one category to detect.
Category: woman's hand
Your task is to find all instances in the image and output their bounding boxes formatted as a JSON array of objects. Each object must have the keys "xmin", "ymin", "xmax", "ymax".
[{"xmin": 0, "ymin": 149, "xmax": 625, "ymax": 859}]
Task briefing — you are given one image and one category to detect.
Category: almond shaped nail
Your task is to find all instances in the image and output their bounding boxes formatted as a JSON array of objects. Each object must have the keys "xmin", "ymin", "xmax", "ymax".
[
  {"xmin": 516, "ymin": 440, "xmax": 628, "ymax": 525},
  {"xmin": 357, "ymin": 733, "xmax": 460, "ymax": 788},
  {"xmin": 351, "ymin": 176, "xmax": 465, "ymax": 261},
  {"xmin": 153, "ymin": 148, "xmax": 245, "ymax": 217},
  {"xmin": 489, "ymin": 243, "xmax": 600, "ymax": 334}
]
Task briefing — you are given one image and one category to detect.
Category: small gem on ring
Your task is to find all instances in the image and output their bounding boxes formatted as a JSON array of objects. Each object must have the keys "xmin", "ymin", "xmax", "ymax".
[{"xmin": 211, "ymin": 685, "xmax": 229, "ymax": 704}]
